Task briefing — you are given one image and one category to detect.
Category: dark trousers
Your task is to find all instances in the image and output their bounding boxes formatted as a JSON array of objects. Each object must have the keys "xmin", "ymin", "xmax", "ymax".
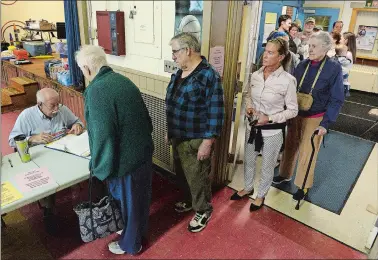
[
  {"xmin": 108, "ymin": 158, "xmax": 152, "ymax": 254},
  {"xmin": 172, "ymin": 139, "xmax": 213, "ymax": 213}
]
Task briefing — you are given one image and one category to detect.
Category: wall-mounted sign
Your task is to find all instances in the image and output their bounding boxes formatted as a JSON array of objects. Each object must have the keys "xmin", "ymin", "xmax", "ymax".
[{"xmin": 356, "ymin": 25, "xmax": 378, "ymax": 51}]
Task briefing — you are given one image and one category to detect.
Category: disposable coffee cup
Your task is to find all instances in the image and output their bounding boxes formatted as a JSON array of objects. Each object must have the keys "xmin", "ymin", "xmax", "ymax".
[{"xmin": 14, "ymin": 134, "xmax": 31, "ymax": 163}]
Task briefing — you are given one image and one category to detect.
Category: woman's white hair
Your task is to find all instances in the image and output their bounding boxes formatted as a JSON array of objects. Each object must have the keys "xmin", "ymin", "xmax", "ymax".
[
  {"xmin": 75, "ymin": 45, "xmax": 108, "ymax": 74},
  {"xmin": 310, "ymin": 31, "xmax": 333, "ymax": 52}
]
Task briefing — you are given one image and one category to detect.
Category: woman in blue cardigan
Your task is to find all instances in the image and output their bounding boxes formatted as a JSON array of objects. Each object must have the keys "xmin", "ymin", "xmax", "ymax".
[{"xmin": 273, "ymin": 31, "xmax": 345, "ymax": 201}]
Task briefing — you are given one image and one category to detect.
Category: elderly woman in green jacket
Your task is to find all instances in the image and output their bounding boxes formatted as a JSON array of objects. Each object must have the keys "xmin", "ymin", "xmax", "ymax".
[{"xmin": 76, "ymin": 45, "xmax": 154, "ymax": 255}]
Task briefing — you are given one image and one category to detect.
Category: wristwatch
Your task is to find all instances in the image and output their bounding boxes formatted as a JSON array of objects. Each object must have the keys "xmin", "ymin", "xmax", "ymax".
[{"xmin": 268, "ymin": 116, "xmax": 273, "ymax": 123}]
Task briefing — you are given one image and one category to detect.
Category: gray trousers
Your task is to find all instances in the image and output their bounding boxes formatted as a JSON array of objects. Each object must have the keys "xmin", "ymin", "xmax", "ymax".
[
  {"xmin": 172, "ymin": 139, "xmax": 213, "ymax": 213},
  {"xmin": 244, "ymin": 129, "xmax": 283, "ymax": 198}
]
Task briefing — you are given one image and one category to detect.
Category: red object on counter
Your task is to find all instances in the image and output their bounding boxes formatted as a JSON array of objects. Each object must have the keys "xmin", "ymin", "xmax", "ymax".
[{"xmin": 13, "ymin": 49, "xmax": 29, "ymax": 60}]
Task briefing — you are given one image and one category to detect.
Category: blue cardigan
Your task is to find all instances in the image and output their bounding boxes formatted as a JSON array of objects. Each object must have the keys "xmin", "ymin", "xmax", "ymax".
[{"xmin": 294, "ymin": 57, "xmax": 345, "ymax": 129}]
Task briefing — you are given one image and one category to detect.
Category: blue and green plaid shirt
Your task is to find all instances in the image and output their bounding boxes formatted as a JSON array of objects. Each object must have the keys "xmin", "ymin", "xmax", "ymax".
[{"xmin": 166, "ymin": 57, "xmax": 225, "ymax": 139}]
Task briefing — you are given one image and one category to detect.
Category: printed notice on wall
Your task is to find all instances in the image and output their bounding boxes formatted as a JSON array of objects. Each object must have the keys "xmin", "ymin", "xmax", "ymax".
[
  {"xmin": 263, "ymin": 23, "xmax": 276, "ymax": 43},
  {"xmin": 15, "ymin": 168, "xmax": 57, "ymax": 193},
  {"xmin": 1, "ymin": 181, "xmax": 23, "ymax": 207},
  {"xmin": 265, "ymin": 12, "xmax": 277, "ymax": 24},
  {"xmin": 209, "ymin": 46, "xmax": 225, "ymax": 76}
]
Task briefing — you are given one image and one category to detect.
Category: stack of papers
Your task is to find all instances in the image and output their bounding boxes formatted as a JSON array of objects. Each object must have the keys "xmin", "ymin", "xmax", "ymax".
[{"xmin": 45, "ymin": 131, "xmax": 90, "ymax": 159}]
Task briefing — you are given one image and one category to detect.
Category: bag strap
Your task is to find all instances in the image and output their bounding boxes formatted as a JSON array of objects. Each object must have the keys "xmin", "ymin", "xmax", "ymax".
[
  {"xmin": 298, "ymin": 58, "xmax": 326, "ymax": 94},
  {"xmin": 88, "ymin": 170, "xmax": 121, "ymax": 240},
  {"xmin": 88, "ymin": 170, "xmax": 97, "ymax": 241}
]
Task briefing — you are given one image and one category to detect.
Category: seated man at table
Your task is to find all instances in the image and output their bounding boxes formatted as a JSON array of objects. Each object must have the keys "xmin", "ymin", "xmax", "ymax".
[{"xmin": 8, "ymin": 87, "xmax": 84, "ymax": 234}]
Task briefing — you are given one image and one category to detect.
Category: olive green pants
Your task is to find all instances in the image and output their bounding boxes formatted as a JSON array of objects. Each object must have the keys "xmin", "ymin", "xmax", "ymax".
[{"xmin": 172, "ymin": 139, "xmax": 213, "ymax": 213}]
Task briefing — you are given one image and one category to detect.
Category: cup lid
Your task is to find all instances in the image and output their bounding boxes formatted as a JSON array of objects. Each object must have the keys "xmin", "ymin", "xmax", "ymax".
[{"xmin": 14, "ymin": 134, "xmax": 26, "ymax": 141}]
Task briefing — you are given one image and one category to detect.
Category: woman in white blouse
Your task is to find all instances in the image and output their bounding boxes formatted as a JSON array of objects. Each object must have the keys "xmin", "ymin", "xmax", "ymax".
[{"xmin": 230, "ymin": 38, "xmax": 298, "ymax": 211}]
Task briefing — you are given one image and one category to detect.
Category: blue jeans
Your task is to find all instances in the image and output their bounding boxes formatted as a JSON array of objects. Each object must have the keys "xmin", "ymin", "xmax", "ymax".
[{"xmin": 107, "ymin": 158, "xmax": 152, "ymax": 254}]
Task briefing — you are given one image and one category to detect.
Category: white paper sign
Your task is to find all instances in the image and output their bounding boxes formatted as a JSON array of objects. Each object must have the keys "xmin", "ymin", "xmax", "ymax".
[
  {"xmin": 263, "ymin": 23, "xmax": 276, "ymax": 43},
  {"xmin": 209, "ymin": 46, "xmax": 225, "ymax": 76},
  {"xmin": 15, "ymin": 167, "xmax": 57, "ymax": 193}
]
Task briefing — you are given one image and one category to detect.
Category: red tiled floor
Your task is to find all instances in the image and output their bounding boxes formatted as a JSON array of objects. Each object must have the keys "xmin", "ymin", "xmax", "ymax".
[
  {"xmin": 1, "ymin": 111, "xmax": 20, "ymax": 155},
  {"xmin": 14, "ymin": 174, "xmax": 366, "ymax": 259}
]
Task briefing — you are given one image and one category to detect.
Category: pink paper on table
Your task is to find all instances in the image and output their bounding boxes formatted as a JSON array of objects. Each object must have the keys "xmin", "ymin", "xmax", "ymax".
[{"xmin": 15, "ymin": 167, "xmax": 57, "ymax": 193}]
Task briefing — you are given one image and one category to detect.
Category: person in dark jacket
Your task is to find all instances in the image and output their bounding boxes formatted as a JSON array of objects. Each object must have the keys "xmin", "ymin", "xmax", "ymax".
[
  {"xmin": 76, "ymin": 45, "xmax": 154, "ymax": 255},
  {"xmin": 273, "ymin": 31, "xmax": 345, "ymax": 201},
  {"xmin": 265, "ymin": 14, "xmax": 298, "ymax": 54}
]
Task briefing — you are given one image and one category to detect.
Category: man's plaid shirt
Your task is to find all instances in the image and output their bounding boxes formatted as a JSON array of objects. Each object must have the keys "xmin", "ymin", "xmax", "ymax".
[{"xmin": 166, "ymin": 57, "xmax": 225, "ymax": 139}]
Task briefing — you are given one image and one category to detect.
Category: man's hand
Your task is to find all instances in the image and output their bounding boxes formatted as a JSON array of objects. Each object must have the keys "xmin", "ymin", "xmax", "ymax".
[
  {"xmin": 68, "ymin": 123, "xmax": 83, "ymax": 135},
  {"xmin": 197, "ymin": 139, "xmax": 214, "ymax": 161},
  {"xmin": 316, "ymin": 126, "xmax": 327, "ymax": 136},
  {"xmin": 246, "ymin": 107, "xmax": 255, "ymax": 118},
  {"xmin": 28, "ymin": 132, "xmax": 53, "ymax": 145}
]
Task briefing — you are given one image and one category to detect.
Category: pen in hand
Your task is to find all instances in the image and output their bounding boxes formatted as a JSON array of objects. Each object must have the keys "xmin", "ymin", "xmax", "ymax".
[{"xmin": 8, "ymin": 158, "xmax": 13, "ymax": 167}]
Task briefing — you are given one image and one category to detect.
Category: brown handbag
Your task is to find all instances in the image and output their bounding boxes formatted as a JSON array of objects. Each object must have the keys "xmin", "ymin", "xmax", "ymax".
[
  {"xmin": 297, "ymin": 92, "xmax": 314, "ymax": 111},
  {"xmin": 297, "ymin": 58, "xmax": 326, "ymax": 111}
]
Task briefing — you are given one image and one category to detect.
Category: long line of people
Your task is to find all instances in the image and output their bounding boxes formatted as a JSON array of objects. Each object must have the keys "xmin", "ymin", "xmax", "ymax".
[{"xmin": 8, "ymin": 15, "xmax": 355, "ymax": 255}]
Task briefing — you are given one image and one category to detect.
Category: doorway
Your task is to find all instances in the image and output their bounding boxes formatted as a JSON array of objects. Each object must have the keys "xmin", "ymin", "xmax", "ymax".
[{"xmin": 299, "ymin": 7, "xmax": 340, "ymax": 32}]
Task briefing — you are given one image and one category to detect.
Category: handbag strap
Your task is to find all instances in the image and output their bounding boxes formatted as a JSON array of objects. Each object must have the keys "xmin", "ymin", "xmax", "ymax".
[
  {"xmin": 88, "ymin": 170, "xmax": 121, "ymax": 240},
  {"xmin": 298, "ymin": 58, "xmax": 326, "ymax": 94},
  {"xmin": 88, "ymin": 170, "xmax": 97, "ymax": 241}
]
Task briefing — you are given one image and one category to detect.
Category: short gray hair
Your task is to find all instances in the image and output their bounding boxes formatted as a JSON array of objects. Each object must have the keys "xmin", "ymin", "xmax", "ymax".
[
  {"xmin": 170, "ymin": 32, "xmax": 201, "ymax": 53},
  {"xmin": 36, "ymin": 88, "xmax": 59, "ymax": 103},
  {"xmin": 75, "ymin": 45, "xmax": 108, "ymax": 74},
  {"xmin": 310, "ymin": 31, "xmax": 333, "ymax": 52},
  {"xmin": 36, "ymin": 90, "xmax": 44, "ymax": 103}
]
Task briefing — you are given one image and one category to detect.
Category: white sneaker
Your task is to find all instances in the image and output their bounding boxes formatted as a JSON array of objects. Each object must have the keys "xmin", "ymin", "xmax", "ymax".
[
  {"xmin": 188, "ymin": 212, "xmax": 212, "ymax": 233},
  {"xmin": 116, "ymin": 229, "xmax": 123, "ymax": 235},
  {"xmin": 108, "ymin": 241, "xmax": 126, "ymax": 255},
  {"xmin": 108, "ymin": 241, "xmax": 142, "ymax": 255}
]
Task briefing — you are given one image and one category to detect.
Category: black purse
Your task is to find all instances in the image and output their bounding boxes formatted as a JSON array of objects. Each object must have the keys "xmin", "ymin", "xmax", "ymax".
[{"xmin": 73, "ymin": 171, "xmax": 124, "ymax": 243}]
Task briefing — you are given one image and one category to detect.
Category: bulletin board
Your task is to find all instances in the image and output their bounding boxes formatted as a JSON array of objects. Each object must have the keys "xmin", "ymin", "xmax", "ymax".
[{"xmin": 349, "ymin": 8, "xmax": 378, "ymax": 61}]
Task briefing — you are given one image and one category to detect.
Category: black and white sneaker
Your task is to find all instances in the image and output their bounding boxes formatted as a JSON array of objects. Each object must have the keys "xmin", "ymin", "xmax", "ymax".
[
  {"xmin": 272, "ymin": 175, "xmax": 291, "ymax": 184},
  {"xmin": 174, "ymin": 201, "xmax": 192, "ymax": 213},
  {"xmin": 188, "ymin": 212, "xmax": 212, "ymax": 233}
]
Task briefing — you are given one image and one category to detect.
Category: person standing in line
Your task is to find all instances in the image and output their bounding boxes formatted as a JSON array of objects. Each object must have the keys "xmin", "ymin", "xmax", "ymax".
[
  {"xmin": 230, "ymin": 38, "xmax": 298, "ymax": 211},
  {"xmin": 166, "ymin": 32, "xmax": 225, "ymax": 233},
  {"xmin": 289, "ymin": 23, "xmax": 301, "ymax": 50},
  {"xmin": 274, "ymin": 32, "xmax": 344, "ymax": 201},
  {"xmin": 266, "ymin": 14, "xmax": 297, "ymax": 54},
  {"xmin": 297, "ymin": 17, "xmax": 316, "ymax": 60},
  {"xmin": 342, "ymin": 32, "xmax": 357, "ymax": 63},
  {"xmin": 332, "ymin": 20, "xmax": 344, "ymax": 35},
  {"xmin": 76, "ymin": 45, "xmax": 154, "ymax": 255},
  {"xmin": 334, "ymin": 44, "xmax": 353, "ymax": 97}
]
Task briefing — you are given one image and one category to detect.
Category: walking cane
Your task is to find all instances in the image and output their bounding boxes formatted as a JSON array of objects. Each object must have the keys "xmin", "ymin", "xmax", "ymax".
[{"xmin": 295, "ymin": 129, "xmax": 319, "ymax": 210}]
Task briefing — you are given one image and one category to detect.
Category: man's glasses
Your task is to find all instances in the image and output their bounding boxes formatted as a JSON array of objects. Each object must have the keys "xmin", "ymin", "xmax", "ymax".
[
  {"xmin": 42, "ymin": 103, "xmax": 62, "ymax": 111},
  {"xmin": 172, "ymin": 47, "xmax": 186, "ymax": 56}
]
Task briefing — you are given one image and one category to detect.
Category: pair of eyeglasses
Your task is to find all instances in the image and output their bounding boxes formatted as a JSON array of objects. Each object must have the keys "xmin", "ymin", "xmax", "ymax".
[
  {"xmin": 172, "ymin": 47, "xmax": 186, "ymax": 56},
  {"xmin": 42, "ymin": 102, "xmax": 62, "ymax": 111}
]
